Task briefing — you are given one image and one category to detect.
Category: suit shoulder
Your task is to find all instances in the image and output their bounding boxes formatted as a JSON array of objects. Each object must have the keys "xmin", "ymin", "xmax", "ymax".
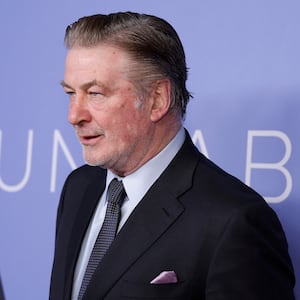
[
  {"xmin": 65, "ymin": 164, "xmax": 106, "ymax": 185},
  {"xmin": 195, "ymin": 154, "xmax": 265, "ymax": 207}
]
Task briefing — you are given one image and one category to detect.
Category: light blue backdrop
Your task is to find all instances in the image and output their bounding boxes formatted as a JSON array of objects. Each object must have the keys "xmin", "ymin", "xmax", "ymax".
[{"xmin": 0, "ymin": 1, "xmax": 299, "ymax": 299}]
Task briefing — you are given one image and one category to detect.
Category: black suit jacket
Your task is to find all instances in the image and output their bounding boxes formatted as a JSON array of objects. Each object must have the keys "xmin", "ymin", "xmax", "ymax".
[
  {"xmin": 50, "ymin": 132, "xmax": 295, "ymax": 299},
  {"xmin": 0, "ymin": 276, "xmax": 5, "ymax": 300}
]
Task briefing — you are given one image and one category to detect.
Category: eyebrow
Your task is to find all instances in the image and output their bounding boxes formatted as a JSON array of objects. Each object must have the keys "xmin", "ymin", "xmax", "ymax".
[{"xmin": 60, "ymin": 79, "xmax": 106, "ymax": 91}]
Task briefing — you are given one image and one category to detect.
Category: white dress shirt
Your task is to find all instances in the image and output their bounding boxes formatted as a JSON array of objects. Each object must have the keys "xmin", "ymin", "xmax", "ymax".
[{"xmin": 72, "ymin": 127, "xmax": 185, "ymax": 299}]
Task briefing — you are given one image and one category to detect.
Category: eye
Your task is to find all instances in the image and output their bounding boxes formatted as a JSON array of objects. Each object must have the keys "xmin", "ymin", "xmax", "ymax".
[
  {"xmin": 63, "ymin": 87, "xmax": 75, "ymax": 97},
  {"xmin": 87, "ymin": 90, "xmax": 105, "ymax": 101},
  {"xmin": 89, "ymin": 91, "xmax": 102, "ymax": 96}
]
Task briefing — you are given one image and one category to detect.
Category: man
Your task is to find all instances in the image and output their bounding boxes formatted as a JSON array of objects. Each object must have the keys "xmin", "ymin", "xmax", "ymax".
[{"xmin": 50, "ymin": 12, "xmax": 295, "ymax": 299}]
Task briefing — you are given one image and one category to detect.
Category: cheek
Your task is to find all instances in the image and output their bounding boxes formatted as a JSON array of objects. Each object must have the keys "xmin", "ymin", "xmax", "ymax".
[
  {"xmin": 112, "ymin": 114, "xmax": 145, "ymax": 145},
  {"xmin": 102, "ymin": 100, "xmax": 150, "ymax": 141}
]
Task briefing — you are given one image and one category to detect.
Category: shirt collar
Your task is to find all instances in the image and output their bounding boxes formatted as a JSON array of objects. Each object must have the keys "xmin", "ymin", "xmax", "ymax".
[{"xmin": 106, "ymin": 127, "xmax": 185, "ymax": 204}]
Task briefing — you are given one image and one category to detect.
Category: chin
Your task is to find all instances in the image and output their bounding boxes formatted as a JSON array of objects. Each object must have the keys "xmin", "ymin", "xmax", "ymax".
[
  {"xmin": 83, "ymin": 152, "xmax": 104, "ymax": 167},
  {"xmin": 82, "ymin": 147, "xmax": 104, "ymax": 167},
  {"xmin": 84, "ymin": 157, "xmax": 106, "ymax": 167},
  {"xmin": 85, "ymin": 160, "xmax": 101, "ymax": 167}
]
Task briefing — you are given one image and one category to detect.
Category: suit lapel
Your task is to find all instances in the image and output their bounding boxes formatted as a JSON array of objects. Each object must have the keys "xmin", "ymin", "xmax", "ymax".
[
  {"xmin": 64, "ymin": 169, "xmax": 107, "ymax": 299},
  {"xmin": 85, "ymin": 184, "xmax": 184, "ymax": 299},
  {"xmin": 84, "ymin": 133, "xmax": 201, "ymax": 299}
]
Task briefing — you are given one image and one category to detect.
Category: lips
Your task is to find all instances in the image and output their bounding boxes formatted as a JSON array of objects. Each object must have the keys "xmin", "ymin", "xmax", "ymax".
[{"xmin": 78, "ymin": 134, "xmax": 103, "ymax": 145}]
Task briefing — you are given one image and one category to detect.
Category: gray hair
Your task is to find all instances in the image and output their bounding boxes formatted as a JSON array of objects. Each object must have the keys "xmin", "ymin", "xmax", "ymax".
[{"xmin": 65, "ymin": 12, "xmax": 191, "ymax": 118}]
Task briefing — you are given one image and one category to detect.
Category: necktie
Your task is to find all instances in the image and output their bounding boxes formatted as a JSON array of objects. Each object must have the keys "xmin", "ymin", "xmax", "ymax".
[{"xmin": 78, "ymin": 178, "xmax": 126, "ymax": 300}]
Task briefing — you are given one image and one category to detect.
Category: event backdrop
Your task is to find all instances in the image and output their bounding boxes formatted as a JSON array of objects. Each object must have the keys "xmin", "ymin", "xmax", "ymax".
[{"xmin": 0, "ymin": 0, "xmax": 299, "ymax": 299}]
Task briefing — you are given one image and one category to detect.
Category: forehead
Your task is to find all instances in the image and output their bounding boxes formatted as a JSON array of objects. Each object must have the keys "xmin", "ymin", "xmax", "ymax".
[
  {"xmin": 65, "ymin": 44, "xmax": 133, "ymax": 72},
  {"xmin": 64, "ymin": 44, "xmax": 134, "ymax": 84}
]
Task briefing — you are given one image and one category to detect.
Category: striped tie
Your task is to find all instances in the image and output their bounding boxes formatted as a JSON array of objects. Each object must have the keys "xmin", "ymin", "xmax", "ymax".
[{"xmin": 78, "ymin": 178, "xmax": 126, "ymax": 299}]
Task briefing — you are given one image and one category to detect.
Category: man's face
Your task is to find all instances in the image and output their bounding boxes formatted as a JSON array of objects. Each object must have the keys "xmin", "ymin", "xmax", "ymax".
[{"xmin": 63, "ymin": 44, "xmax": 155, "ymax": 176}]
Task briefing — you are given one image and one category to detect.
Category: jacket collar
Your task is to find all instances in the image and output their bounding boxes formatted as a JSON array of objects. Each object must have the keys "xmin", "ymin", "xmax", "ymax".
[{"xmin": 64, "ymin": 168, "xmax": 107, "ymax": 299}]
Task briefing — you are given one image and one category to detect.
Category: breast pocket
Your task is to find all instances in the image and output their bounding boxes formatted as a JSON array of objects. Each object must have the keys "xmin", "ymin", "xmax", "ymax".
[{"xmin": 121, "ymin": 280, "xmax": 188, "ymax": 299}]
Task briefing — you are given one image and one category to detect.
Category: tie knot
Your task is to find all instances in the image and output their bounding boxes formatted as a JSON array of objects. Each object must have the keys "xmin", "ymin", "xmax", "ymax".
[{"xmin": 107, "ymin": 178, "xmax": 126, "ymax": 206}]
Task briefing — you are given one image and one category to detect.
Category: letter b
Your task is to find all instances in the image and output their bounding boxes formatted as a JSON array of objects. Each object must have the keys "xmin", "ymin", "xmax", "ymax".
[{"xmin": 245, "ymin": 130, "xmax": 292, "ymax": 203}]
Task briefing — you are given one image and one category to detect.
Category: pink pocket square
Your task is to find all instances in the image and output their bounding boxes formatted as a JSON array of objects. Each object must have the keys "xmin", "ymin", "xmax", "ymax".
[{"xmin": 150, "ymin": 271, "xmax": 178, "ymax": 284}]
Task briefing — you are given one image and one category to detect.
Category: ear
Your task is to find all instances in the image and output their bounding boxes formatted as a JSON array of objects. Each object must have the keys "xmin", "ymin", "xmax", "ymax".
[{"xmin": 150, "ymin": 79, "xmax": 171, "ymax": 122}]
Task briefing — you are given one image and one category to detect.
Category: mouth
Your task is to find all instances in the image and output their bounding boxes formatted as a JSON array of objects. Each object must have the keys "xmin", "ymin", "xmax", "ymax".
[{"xmin": 78, "ymin": 134, "xmax": 103, "ymax": 145}]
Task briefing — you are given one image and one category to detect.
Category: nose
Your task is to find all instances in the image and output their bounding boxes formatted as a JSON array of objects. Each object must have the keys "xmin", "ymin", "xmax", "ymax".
[{"xmin": 68, "ymin": 97, "xmax": 91, "ymax": 126}]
